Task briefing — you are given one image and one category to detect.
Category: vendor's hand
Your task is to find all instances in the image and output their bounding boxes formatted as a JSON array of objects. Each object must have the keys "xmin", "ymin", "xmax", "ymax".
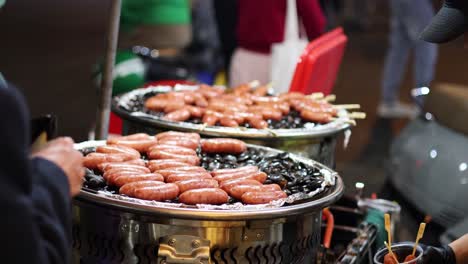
[
  {"xmin": 450, "ymin": 234, "xmax": 468, "ymax": 264},
  {"xmin": 32, "ymin": 137, "xmax": 84, "ymax": 197}
]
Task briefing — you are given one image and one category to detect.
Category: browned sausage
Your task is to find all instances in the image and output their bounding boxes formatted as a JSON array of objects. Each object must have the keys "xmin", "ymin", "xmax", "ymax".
[
  {"xmin": 300, "ymin": 109, "xmax": 333, "ymax": 123},
  {"xmin": 147, "ymin": 159, "xmax": 191, "ymax": 172},
  {"xmin": 219, "ymin": 116, "xmax": 239, "ymax": 127},
  {"xmin": 178, "ymin": 188, "xmax": 229, "ymax": 205},
  {"xmin": 166, "ymin": 172, "xmax": 213, "ymax": 183},
  {"xmin": 163, "ymin": 100, "xmax": 186, "ymax": 113},
  {"xmin": 148, "ymin": 145, "xmax": 197, "ymax": 156},
  {"xmin": 83, "ymin": 153, "xmax": 129, "ymax": 169},
  {"xmin": 157, "ymin": 138, "xmax": 200, "ymax": 150},
  {"xmin": 104, "ymin": 168, "xmax": 151, "ymax": 184},
  {"xmin": 183, "ymin": 105, "xmax": 205, "ymax": 118},
  {"xmin": 241, "ymin": 191, "xmax": 287, "ymax": 204},
  {"xmin": 155, "ymin": 131, "xmax": 201, "ymax": 141},
  {"xmin": 202, "ymin": 113, "xmax": 219, "ymax": 126},
  {"xmin": 107, "ymin": 139, "xmax": 157, "ymax": 153},
  {"xmin": 101, "ymin": 163, "xmax": 149, "ymax": 173},
  {"xmin": 134, "ymin": 183, "xmax": 180, "ymax": 201},
  {"xmin": 113, "ymin": 173, "xmax": 164, "ymax": 187},
  {"xmin": 211, "ymin": 165, "xmax": 258, "ymax": 177},
  {"xmin": 251, "ymin": 106, "xmax": 283, "ymax": 121},
  {"xmin": 247, "ymin": 115, "xmax": 268, "ymax": 129},
  {"xmin": 175, "ymin": 178, "xmax": 219, "ymax": 193},
  {"xmin": 155, "ymin": 167, "xmax": 207, "ymax": 177},
  {"xmin": 163, "ymin": 108, "xmax": 191, "ymax": 122},
  {"xmin": 97, "ymin": 159, "xmax": 146, "ymax": 171},
  {"xmin": 302, "ymin": 104, "xmax": 338, "ymax": 116},
  {"xmin": 144, "ymin": 97, "xmax": 169, "ymax": 111},
  {"xmin": 229, "ymin": 184, "xmax": 282, "ymax": 200},
  {"xmin": 213, "ymin": 171, "xmax": 266, "ymax": 183},
  {"xmin": 219, "ymin": 179, "xmax": 262, "ymax": 192},
  {"xmin": 119, "ymin": 180, "xmax": 164, "ymax": 196},
  {"xmin": 193, "ymin": 93, "xmax": 209, "ymax": 107},
  {"xmin": 96, "ymin": 145, "xmax": 141, "ymax": 159},
  {"xmin": 147, "ymin": 150, "xmax": 200, "ymax": 165},
  {"xmin": 201, "ymin": 138, "xmax": 247, "ymax": 154}
]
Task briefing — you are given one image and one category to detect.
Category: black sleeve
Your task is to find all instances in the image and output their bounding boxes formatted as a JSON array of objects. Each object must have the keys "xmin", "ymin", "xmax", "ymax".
[{"xmin": 0, "ymin": 82, "xmax": 71, "ymax": 263}]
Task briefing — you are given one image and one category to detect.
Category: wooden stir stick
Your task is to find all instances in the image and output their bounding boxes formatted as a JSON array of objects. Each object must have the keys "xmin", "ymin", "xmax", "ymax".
[
  {"xmin": 385, "ymin": 213, "xmax": 392, "ymax": 247},
  {"xmin": 385, "ymin": 241, "xmax": 400, "ymax": 264},
  {"xmin": 412, "ymin": 223, "xmax": 426, "ymax": 257}
]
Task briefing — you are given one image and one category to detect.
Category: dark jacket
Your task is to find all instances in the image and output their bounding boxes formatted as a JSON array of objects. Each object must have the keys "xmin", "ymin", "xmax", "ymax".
[{"xmin": 0, "ymin": 80, "xmax": 71, "ymax": 263}]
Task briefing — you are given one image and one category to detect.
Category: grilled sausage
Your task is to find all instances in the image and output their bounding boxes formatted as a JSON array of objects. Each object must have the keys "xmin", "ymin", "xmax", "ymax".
[
  {"xmin": 155, "ymin": 131, "xmax": 201, "ymax": 141},
  {"xmin": 214, "ymin": 171, "xmax": 267, "ymax": 183},
  {"xmin": 83, "ymin": 153, "xmax": 129, "ymax": 169},
  {"xmin": 175, "ymin": 178, "xmax": 219, "ymax": 193},
  {"xmin": 178, "ymin": 188, "xmax": 229, "ymax": 205},
  {"xmin": 147, "ymin": 150, "xmax": 200, "ymax": 165},
  {"xmin": 113, "ymin": 173, "xmax": 164, "ymax": 187},
  {"xmin": 247, "ymin": 115, "xmax": 268, "ymax": 129},
  {"xmin": 202, "ymin": 113, "xmax": 219, "ymax": 126},
  {"xmin": 148, "ymin": 145, "xmax": 197, "ymax": 156},
  {"xmin": 300, "ymin": 110, "xmax": 333, "ymax": 123},
  {"xmin": 219, "ymin": 179, "xmax": 262, "ymax": 192},
  {"xmin": 97, "ymin": 159, "xmax": 147, "ymax": 171},
  {"xmin": 157, "ymin": 138, "xmax": 200, "ymax": 150},
  {"xmin": 163, "ymin": 109, "xmax": 191, "ymax": 122},
  {"xmin": 211, "ymin": 165, "xmax": 258, "ymax": 177},
  {"xmin": 107, "ymin": 139, "xmax": 157, "ymax": 153},
  {"xmin": 201, "ymin": 138, "xmax": 247, "ymax": 154},
  {"xmin": 134, "ymin": 183, "xmax": 180, "ymax": 201},
  {"xmin": 241, "ymin": 191, "xmax": 287, "ymax": 204},
  {"xmin": 219, "ymin": 116, "xmax": 239, "ymax": 127},
  {"xmin": 96, "ymin": 145, "xmax": 141, "ymax": 159},
  {"xmin": 166, "ymin": 172, "xmax": 213, "ymax": 183},
  {"xmin": 147, "ymin": 159, "xmax": 190, "ymax": 172},
  {"xmin": 163, "ymin": 100, "xmax": 186, "ymax": 113},
  {"xmin": 144, "ymin": 97, "xmax": 169, "ymax": 111},
  {"xmin": 155, "ymin": 167, "xmax": 207, "ymax": 177},
  {"xmin": 229, "ymin": 184, "xmax": 282, "ymax": 200},
  {"xmin": 119, "ymin": 180, "xmax": 164, "ymax": 197},
  {"xmin": 101, "ymin": 163, "xmax": 149, "ymax": 173}
]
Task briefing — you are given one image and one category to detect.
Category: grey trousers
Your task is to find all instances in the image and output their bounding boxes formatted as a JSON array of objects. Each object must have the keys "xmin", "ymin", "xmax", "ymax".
[{"xmin": 381, "ymin": 0, "xmax": 438, "ymax": 104}]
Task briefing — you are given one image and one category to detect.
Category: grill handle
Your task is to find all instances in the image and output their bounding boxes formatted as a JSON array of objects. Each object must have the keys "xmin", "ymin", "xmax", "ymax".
[{"xmin": 157, "ymin": 235, "xmax": 211, "ymax": 264}]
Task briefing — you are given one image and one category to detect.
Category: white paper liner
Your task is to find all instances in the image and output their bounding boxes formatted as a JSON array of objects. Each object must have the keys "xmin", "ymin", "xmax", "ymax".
[{"xmin": 115, "ymin": 86, "xmax": 354, "ymax": 134}]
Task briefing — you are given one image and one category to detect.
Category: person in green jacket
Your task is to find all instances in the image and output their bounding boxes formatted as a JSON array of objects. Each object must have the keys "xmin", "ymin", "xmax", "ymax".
[{"xmin": 119, "ymin": 0, "xmax": 192, "ymax": 56}]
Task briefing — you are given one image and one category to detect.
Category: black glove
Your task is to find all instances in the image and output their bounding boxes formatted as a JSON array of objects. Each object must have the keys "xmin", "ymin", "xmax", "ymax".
[{"xmin": 421, "ymin": 245, "xmax": 456, "ymax": 264}]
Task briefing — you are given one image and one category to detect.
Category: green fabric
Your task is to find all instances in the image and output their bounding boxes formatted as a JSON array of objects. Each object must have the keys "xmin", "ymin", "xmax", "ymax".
[
  {"xmin": 365, "ymin": 209, "xmax": 386, "ymax": 250},
  {"xmin": 94, "ymin": 51, "xmax": 145, "ymax": 96},
  {"xmin": 120, "ymin": 0, "xmax": 190, "ymax": 32}
]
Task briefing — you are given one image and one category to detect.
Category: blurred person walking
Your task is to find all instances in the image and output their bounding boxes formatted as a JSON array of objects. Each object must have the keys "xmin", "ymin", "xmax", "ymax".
[
  {"xmin": 229, "ymin": 0, "xmax": 326, "ymax": 87},
  {"xmin": 378, "ymin": 0, "xmax": 438, "ymax": 118}
]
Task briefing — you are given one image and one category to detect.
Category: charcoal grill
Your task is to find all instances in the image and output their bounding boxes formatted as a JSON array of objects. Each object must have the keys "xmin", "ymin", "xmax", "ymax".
[
  {"xmin": 111, "ymin": 86, "xmax": 354, "ymax": 167},
  {"xmin": 72, "ymin": 142, "xmax": 344, "ymax": 264}
]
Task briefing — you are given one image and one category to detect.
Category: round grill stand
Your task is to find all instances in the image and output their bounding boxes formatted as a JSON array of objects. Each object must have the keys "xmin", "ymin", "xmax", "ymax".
[{"xmin": 94, "ymin": 0, "xmax": 121, "ymax": 140}]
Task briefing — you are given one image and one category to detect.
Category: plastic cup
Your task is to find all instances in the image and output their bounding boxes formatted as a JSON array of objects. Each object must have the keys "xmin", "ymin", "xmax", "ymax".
[{"xmin": 374, "ymin": 242, "xmax": 423, "ymax": 264}]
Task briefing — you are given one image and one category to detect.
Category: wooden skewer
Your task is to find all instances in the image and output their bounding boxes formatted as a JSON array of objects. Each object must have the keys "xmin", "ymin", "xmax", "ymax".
[
  {"xmin": 384, "ymin": 241, "xmax": 399, "ymax": 264},
  {"xmin": 412, "ymin": 223, "xmax": 426, "ymax": 257},
  {"xmin": 385, "ymin": 213, "xmax": 392, "ymax": 247},
  {"xmin": 308, "ymin": 92, "xmax": 324, "ymax": 100},
  {"xmin": 199, "ymin": 123, "xmax": 208, "ymax": 131},
  {"xmin": 334, "ymin": 104, "xmax": 361, "ymax": 110},
  {"xmin": 265, "ymin": 128, "xmax": 278, "ymax": 136},
  {"xmin": 324, "ymin": 94, "xmax": 336, "ymax": 102},
  {"xmin": 330, "ymin": 118, "xmax": 357, "ymax": 126},
  {"xmin": 348, "ymin": 112, "xmax": 367, "ymax": 119},
  {"xmin": 248, "ymin": 80, "xmax": 260, "ymax": 88}
]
